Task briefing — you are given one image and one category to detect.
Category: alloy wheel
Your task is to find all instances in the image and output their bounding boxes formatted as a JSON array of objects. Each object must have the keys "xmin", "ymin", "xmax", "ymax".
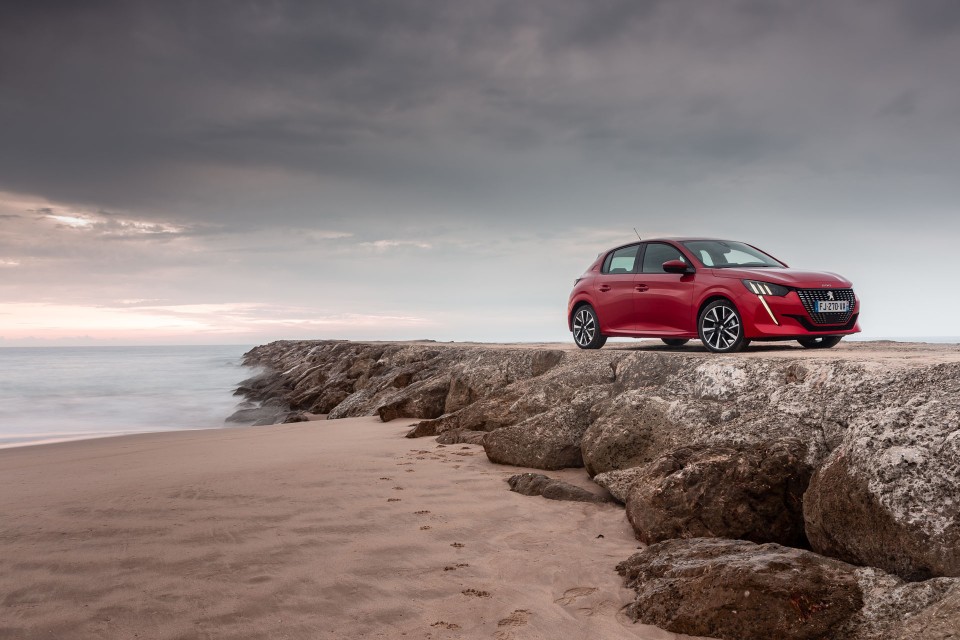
[
  {"xmin": 701, "ymin": 304, "xmax": 742, "ymax": 352},
  {"xmin": 572, "ymin": 308, "xmax": 597, "ymax": 347}
]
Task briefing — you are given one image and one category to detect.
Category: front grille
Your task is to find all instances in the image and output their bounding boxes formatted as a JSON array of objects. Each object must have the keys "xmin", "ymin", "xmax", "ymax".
[{"xmin": 796, "ymin": 289, "xmax": 856, "ymax": 325}]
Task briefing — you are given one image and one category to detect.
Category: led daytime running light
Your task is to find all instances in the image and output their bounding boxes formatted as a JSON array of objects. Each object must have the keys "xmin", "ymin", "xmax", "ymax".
[{"xmin": 742, "ymin": 279, "xmax": 789, "ymax": 297}]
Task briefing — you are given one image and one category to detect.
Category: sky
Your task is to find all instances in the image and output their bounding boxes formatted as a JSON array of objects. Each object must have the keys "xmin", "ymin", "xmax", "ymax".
[{"xmin": 1, "ymin": 0, "xmax": 959, "ymax": 345}]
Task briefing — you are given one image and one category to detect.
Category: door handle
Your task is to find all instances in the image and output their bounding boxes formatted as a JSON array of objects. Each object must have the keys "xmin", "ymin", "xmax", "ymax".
[
  {"xmin": 598, "ymin": 285, "xmax": 612, "ymax": 292},
  {"xmin": 635, "ymin": 284, "xmax": 649, "ymax": 292}
]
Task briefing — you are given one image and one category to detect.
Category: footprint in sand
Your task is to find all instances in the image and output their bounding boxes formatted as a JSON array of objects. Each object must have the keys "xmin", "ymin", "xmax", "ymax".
[
  {"xmin": 497, "ymin": 609, "xmax": 530, "ymax": 627},
  {"xmin": 420, "ymin": 525, "xmax": 431, "ymax": 530},
  {"xmin": 430, "ymin": 621, "xmax": 461, "ymax": 630},
  {"xmin": 494, "ymin": 609, "xmax": 531, "ymax": 640},
  {"xmin": 450, "ymin": 542, "xmax": 465, "ymax": 548},
  {"xmin": 387, "ymin": 498, "xmax": 402, "ymax": 502},
  {"xmin": 462, "ymin": 588, "xmax": 490, "ymax": 598},
  {"xmin": 554, "ymin": 586, "xmax": 598, "ymax": 606},
  {"xmin": 414, "ymin": 510, "xmax": 431, "ymax": 515},
  {"xmin": 443, "ymin": 563, "xmax": 470, "ymax": 571},
  {"xmin": 392, "ymin": 486, "xmax": 404, "ymax": 490},
  {"xmin": 378, "ymin": 477, "xmax": 391, "ymax": 481}
]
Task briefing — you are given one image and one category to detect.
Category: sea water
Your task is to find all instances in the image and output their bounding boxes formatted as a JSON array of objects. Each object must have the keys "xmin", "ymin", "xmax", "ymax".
[{"xmin": 0, "ymin": 345, "xmax": 253, "ymax": 448}]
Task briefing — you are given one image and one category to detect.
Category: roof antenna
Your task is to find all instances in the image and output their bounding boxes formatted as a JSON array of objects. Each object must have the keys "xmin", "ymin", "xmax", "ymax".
[{"xmin": 633, "ymin": 227, "xmax": 642, "ymax": 240}]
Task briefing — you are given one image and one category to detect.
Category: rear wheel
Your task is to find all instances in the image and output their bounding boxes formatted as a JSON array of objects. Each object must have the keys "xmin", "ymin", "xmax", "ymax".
[
  {"xmin": 698, "ymin": 300, "xmax": 747, "ymax": 353},
  {"xmin": 661, "ymin": 338, "xmax": 689, "ymax": 347},
  {"xmin": 572, "ymin": 305, "xmax": 607, "ymax": 350},
  {"xmin": 798, "ymin": 336, "xmax": 842, "ymax": 349}
]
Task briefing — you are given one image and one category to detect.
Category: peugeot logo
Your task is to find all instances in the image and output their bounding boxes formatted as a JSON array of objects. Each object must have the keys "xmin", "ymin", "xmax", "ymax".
[{"xmin": 827, "ymin": 291, "xmax": 835, "ymax": 301}]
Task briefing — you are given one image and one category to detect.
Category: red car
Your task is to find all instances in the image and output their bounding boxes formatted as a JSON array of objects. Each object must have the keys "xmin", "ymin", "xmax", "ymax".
[{"xmin": 567, "ymin": 238, "xmax": 860, "ymax": 352}]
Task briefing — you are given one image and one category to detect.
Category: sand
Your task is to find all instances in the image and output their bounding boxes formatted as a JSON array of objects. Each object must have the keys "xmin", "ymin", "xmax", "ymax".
[{"xmin": 0, "ymin": 416, "xmax": 705, "ymax": 640}]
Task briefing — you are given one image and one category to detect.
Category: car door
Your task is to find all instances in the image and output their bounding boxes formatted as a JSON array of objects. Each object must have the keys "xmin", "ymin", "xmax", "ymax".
[
  {"xmin": 634, "ymin": 242, "xmax": 696, "ymax": 334},
  {"xmin": 593, "ymin": 244, "xmax": 640, "ymax": 333}
]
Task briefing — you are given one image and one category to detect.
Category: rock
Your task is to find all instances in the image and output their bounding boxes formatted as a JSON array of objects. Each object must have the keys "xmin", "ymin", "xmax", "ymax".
[
  {"xmin": 625, "ymin": 439, "xmax": 812, "ymax": 547},
  {"xmin": 617, "ymin": 538, "xmax": 864, "ymax": 640},
  {"xmin": 592, "ymin": 467, "xmax": 646, "ymax": 503},
  {"xmin": 226, "ymin": 397, "xmax": 291, "ymax": 425},
  {"xmin": 375, "ymin": 378, "xmax": 451, "ymax": 422},
  {"xmin": 884, "ymin": 581, "xmax": 960, "ymax": 639},
  {"xmin": 434, "ymin": 429, "xmax": 487, "ymax": 445},
  {"xmin": 841, "ymin": 569, "xmax": 960, "ymax": 639},
  {"xmin": 282, "ymin": 411, "xmax": 311, "ymax": 423},
  {"xmin": 804, "ymin": 385, "xmax": 960, "ymax": 579},
  {"xmin": 580, "ymin": 393, "xmax": 676, "ymax": 476},
  {"xmin": 506, "ymin": 473, "xmax": 610, "ymax": 503},
  {"xmin": 483, "ymin": 404, "xmax": 591, "ymax": 470}
]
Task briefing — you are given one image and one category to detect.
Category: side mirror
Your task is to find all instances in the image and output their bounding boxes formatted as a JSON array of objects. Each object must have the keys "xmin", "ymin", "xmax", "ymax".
[{"xmin": 662, "ymin": 260, "xmax": 693, "ymax": 274}]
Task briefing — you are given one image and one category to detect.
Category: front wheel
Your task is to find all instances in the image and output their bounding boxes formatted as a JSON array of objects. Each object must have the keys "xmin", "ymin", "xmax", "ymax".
[
  {"xmin": 698, "ymin": 300, "xmax": 747, "ymax": 353},
  {"xmin": 798, "ymin": 336, "xmax": 842, "ymax": 349},
  {"xmin": 572, "ymin": 305, "xmax": 607, "ymax": 350}
]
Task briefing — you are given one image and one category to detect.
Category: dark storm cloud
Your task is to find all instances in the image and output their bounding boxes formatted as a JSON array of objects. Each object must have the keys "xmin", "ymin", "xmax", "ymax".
[{"xmin": 2, "ymin": 0, "xmax": 960, "ymax": 232}]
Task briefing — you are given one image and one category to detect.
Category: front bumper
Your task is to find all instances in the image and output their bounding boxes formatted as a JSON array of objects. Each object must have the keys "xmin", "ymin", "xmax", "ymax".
[{"xmin": 737, "ymin": 290, "xmax": 861, "ymax": 339}]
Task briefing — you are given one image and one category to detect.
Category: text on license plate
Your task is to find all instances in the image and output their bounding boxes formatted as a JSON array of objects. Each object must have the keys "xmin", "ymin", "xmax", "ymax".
[{"xmin": 816, "ymin": 300, "xmax": 849, "ymax": 313}]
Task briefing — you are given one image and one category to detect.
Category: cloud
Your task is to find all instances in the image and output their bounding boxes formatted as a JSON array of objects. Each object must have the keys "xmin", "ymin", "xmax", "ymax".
[
  {"xmin": 38, "ymin": 210, "xmax": 186, "ymax": 236},
  {"xmin": 1, "ymin": 2, "xmax": 960, "ymax": 342},
  {"xmin": 360, "ymin": 239, "xmax": 433, "ymax": 251}
]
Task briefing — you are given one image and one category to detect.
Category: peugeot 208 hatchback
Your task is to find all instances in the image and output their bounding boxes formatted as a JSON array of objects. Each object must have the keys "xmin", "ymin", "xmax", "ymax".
[{"xmin": 567, "ymin": 238, "xmax": 860, "ymax": 352}]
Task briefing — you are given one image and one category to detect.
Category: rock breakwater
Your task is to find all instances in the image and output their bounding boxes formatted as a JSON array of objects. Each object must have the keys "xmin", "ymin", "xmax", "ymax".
[{"xmin": 235, "ymin": 339, "xmax": 960, "ymax": 637}]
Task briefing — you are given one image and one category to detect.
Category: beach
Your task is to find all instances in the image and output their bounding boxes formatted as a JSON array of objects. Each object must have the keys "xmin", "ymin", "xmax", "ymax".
[{"xmin": 0, "ymin": 415, "xmax": 701, "ymax": 640}]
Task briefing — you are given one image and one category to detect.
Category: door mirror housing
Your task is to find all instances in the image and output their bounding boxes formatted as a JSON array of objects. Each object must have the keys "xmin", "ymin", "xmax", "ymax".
[{"xmin": 662, "ymin": 259, "xmax": 693, "ymax": 274}]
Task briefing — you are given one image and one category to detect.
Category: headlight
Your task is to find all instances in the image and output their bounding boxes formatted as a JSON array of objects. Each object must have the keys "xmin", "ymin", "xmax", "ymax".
[{"xmin": 742, "ymin": 280, "xmax": 789, "ymax": 296}]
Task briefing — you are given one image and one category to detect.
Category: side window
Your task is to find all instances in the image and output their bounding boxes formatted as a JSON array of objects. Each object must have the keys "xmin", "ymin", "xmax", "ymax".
[
  {"xmin": 602, "ymin": 245, "xmax": 639, "ymax": 274},
  {"xmin": 698, "ymin": 250, "xmax": 714, "ymax": 266},
  {"xmin": 641, "ymin": 243, "xmax": 686, "ymax": 273}
]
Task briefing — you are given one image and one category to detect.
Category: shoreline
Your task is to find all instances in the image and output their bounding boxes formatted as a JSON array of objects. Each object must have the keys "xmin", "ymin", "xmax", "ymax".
[{"xmin": 0, "ymin": 415, "xmax": 700, "ymax": 639}]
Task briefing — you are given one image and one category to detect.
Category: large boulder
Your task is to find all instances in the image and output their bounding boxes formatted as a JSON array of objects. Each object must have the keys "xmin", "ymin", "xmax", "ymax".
[
  {"xmin": 625, "ymin": 439, "xmax": 812, "ymax": 547},
  {"xmin": 579, "ymin": 393, "xmax": 677, "ymax": 476},
  {"xmin": 804, "ymin": 389, "xmax": 960, "ymax": 580},
  {"xmin": 374, "ymin": 378, "xmax": 451, "ymax": 422},
  {"xmin": 616, "ymin": 538, "xmax": 864, "ymax": 640},
  {"xmin": 483, "ymin": 404, "xmax": 593, "ymax": 470}
]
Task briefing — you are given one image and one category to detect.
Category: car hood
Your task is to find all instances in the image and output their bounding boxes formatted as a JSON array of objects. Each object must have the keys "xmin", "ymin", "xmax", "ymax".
[{"xmin": 710, "ymin": 268, "xmax": 853, "ymax": 289}]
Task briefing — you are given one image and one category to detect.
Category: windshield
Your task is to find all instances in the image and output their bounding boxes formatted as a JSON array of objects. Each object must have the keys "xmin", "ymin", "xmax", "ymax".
[{"xmin": 681, "ymin": 240, "xmax": 785, "ymax": 269}]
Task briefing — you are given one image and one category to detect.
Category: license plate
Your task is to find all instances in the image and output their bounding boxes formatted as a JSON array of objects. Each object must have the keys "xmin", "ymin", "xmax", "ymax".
[{"xmin": 816, "ymin": 300, "xmax": 849, "ymax": 313}]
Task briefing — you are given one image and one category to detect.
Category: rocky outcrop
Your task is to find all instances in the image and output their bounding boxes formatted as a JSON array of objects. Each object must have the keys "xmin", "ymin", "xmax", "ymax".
[
  {"xmin": 616, "ymin": 538, "xmax": 864, "ymax": 640},
  {"xmin": 506, "ymin": 473, "xmax": 610, "ymax": 503},
  {"xmin": 624, "ymin": 439, "xmax": 812, "ymax": 547}
]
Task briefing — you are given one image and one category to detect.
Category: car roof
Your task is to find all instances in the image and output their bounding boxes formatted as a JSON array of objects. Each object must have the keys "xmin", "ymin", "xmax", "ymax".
[{"xmin": 603, "ymin": 237, "xmax": 742, "ymax": 250}]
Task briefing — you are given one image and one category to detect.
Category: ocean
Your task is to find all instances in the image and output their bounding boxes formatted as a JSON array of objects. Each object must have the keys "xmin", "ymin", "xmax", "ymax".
[{"xmin": 0, "ymin": 345, "xmax": 254, "ymax": 448}]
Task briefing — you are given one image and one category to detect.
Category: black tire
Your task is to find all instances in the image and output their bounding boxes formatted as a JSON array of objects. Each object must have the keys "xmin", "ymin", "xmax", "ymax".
[
  {"xmin": 698, "ymin": 300, "xmax": 747, "ymax": 353},
  {"xmin": 798, "ymin": 336, "xmax": 843, "ymax": 349},
  {"xmin": 661, "ymin": 338, "xmax": 689, "ymax": 347},
  {"xmin": 571, "ymin": 305, "xmax": 607, "ymax": 349}
]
